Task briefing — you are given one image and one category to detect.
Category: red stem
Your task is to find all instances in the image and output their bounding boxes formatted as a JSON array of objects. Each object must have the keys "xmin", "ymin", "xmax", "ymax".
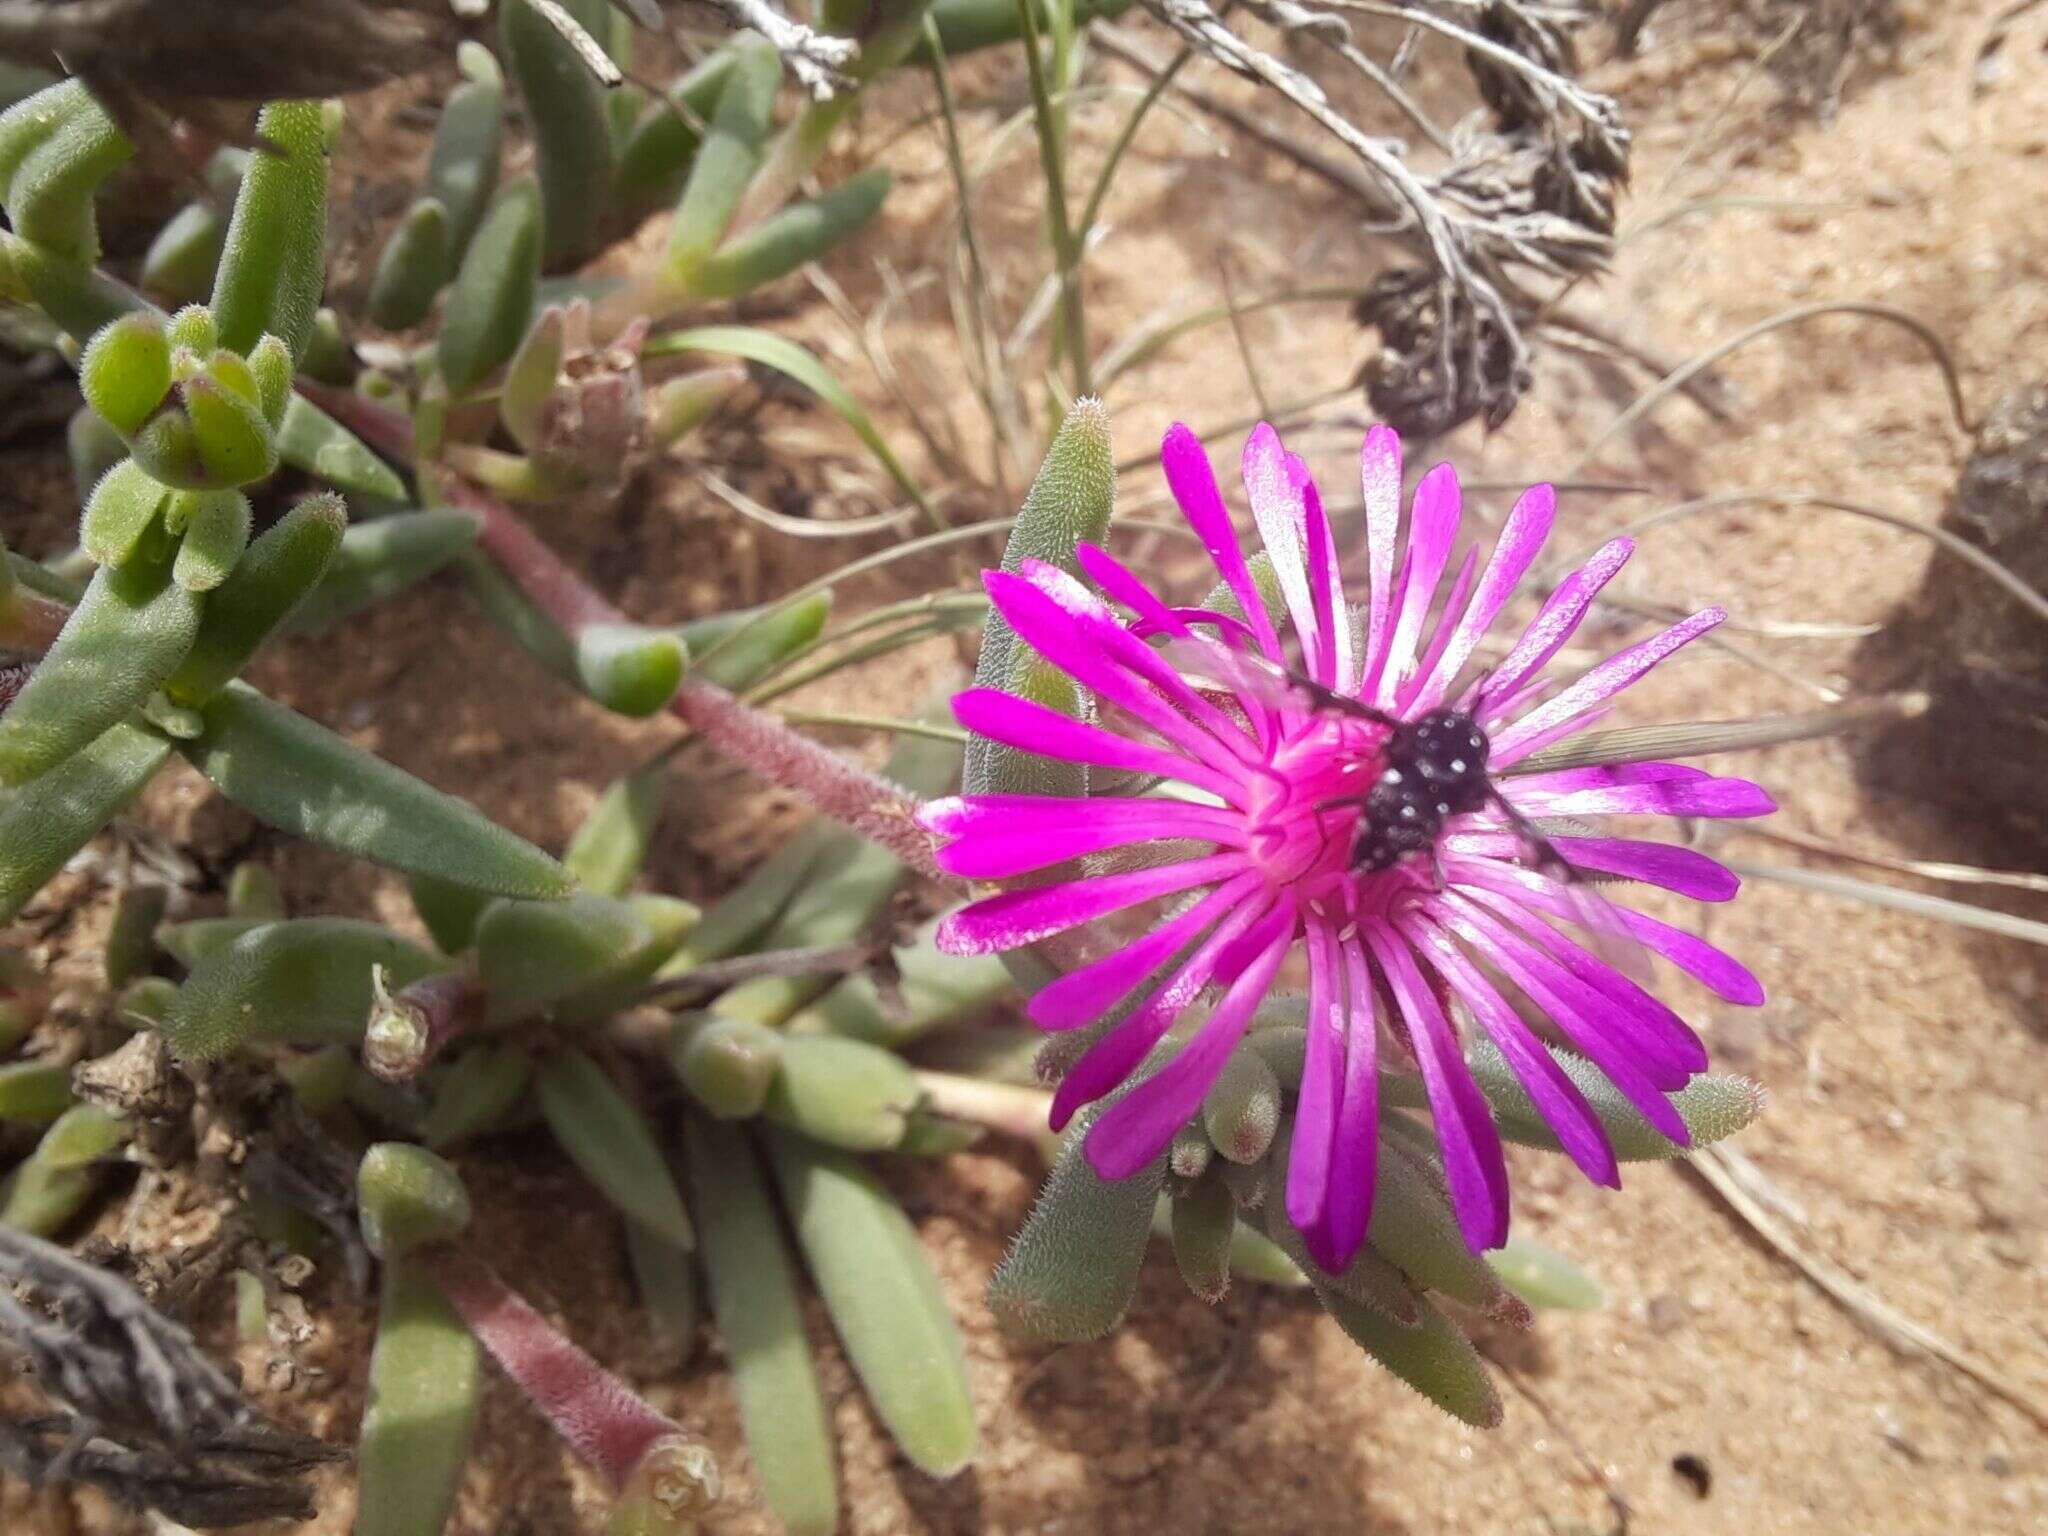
[
  {"xmin": 420, "ymin": 1245, "xmax": 676, "ymax": 1490},
  {"xmin": 299, "ymin": 381, "xmax": 949, "ymax": 883}
]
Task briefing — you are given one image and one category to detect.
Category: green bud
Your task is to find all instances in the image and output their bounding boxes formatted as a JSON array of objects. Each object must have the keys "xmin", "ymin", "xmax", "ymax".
[
  {"xmin": 669, "ymin": 1014, "xmax": 781, "ymax": 1119},
  {"xmin": 499, "ymin": 302, "xmax": 566, "ymax": 453},
  {"xmin": 159, "ymin": 918, "xmax": 444, "ymax": 1060},
  {"xmin": 765, "ymin": 1132, "xmax": 978, "ymax": 1478},
  {"xmin": 683, "ymin": 1114, "xmax": 838, "ymax": 1536},
  {"xmin": 987, "ymin": 1108, "xmax": 1164, "ymax": 1343},
  {"xmin": 181, "ymin": 376, "xmax": 278, "ymax": 487},
  {"xmin": 203, "ymin": 346, "xmax": 260, "ymax": 406},
  {"xmin": 575, "ymin": 623, "xmax": 687, "ymax": 717},
  {"xmin": 155, "ymin": 915, "xmax": 264, "ymax": 971},
  {"xmin": 535, "ymin": 1049, "xmax": 694, "ymax": 1249},
  {"xmin": 103, "ymin": 880, "xmax": 169, "ymax": 988},
  {"xmin": 1202, "ymin": 1042, "xmax": 1282, "ymax": 1165},
  {"xmin": 168, "ymin": 488, "xmax": 253, "ymax": 592},
  {"xmin": 300, "ymin": 307, "xmax": 353, "ymax": 385},
  {"xmin": 80, "ymin": 457, "xmax": 171, "ymax": 568},
  {"xmin": 357, "ymin": 1142, "xmax": 473, "ymax": 1260},
  {"xmin": 0, "ymin": 1103, "xmax": 126, "ymax": 1234},
  {"xmin": 368, "ymin": 197, "xmax": 452, "ymax": 330},
  {"xmin": 646, "ymin": 365, "xmax": 742, "ymax": 447},
  {"xmin": 1467, "ymin": 1040, "xmax": 1766, "ymax": 1161},
  {"xmin": 760, "ymin": 1034, "xmax": 923, "ymax": 1150},
  {"xmin": 277, "ymin": 1044, "xmax": 353, "ymax": 1117},
  {"xmin": 1314, "ymin": 1286, "xmax": 1502, "ymax": 1428},
  {"xmin": 79, "ymin": 313, "xmax": 172, "ymax": 436},
  {"xmin": 1169, "ymin": 1122, "xmax": 1212, "ymax": 1181},
  {"xmin": 167, "ymin": 304, "xmax": 218, "ymax": 354},
  {"xmin": 246, "ymin": 335, "xmax": 293, "ymax": 426},
  {"xmin": 439, "ymin": 179, "xmax": 541, "ymax": 392},
  {"xmin": 964, "ymin": 398, "xmax": 1114, "ymax": 799},
  {"xmin": 1487, "ymin": 1233, "xmax": 1602, "ymax": 1312},
  {"xmin": 226, "ymin": 861, "xmax": 286, "ymax": 921},
  {"xmin": 166, "ymin": 493, "xmax": 346, "ymax": 703},
  {"xmin": 127, "ymin": 409, "xmax": 206, "ymax": 490},
  {"xmin": 1170, "ymin": 1172, "xmax": 1236, "ymax": 1304},
  {"xmin": 0, "ymin": 1059, "xmax": 73, "ymax": 1124}
]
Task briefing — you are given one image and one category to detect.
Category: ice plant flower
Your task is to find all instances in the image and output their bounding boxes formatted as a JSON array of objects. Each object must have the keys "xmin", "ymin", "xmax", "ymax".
[{"xmin": 923, "ymin": 423, "xmax": 1774, "ymax": 1268}]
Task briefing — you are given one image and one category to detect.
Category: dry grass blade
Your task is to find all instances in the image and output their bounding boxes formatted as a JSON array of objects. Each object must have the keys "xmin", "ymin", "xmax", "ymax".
[
  {"xmin": 1719, "ymin": 858, "xmax": 2048, "ymax": 949},
  {"xmin": 1741, "ymin": 824, "xmax": 2048, "ymax": 894},
  {"xmin": 703, "ymin": 471, "xmax": 920, "ymax": 539},
  {"xmin": 1685, "ymin": 1146, "xmax": 2048, "ymax": 1432},
  {"xmin": 1563, "ymin": 301, "xmax": 1974, "ymax": 478}
]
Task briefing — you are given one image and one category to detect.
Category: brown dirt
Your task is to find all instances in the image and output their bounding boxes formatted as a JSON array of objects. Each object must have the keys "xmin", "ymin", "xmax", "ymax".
[{"xmin": 7, "ymin": 3, "xmax": 2048, "ymax": 1533}]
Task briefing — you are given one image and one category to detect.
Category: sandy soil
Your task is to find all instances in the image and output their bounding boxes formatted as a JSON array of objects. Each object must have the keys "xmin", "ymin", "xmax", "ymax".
[{"xmin": 4, "ymin": 2, "xmax": 2047, "ymax": 1533}]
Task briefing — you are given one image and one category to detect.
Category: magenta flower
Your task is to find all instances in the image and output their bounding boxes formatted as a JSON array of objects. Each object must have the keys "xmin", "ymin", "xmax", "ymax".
[{"xmin": 924, "ymin": 423, "xmax": 1773, "ymax": 1267}]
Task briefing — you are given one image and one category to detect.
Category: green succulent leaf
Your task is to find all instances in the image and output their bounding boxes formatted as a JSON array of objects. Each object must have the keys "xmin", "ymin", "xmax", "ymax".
[
  {"xmin": 534, "ymin": 1048, "xmax": 694, "ymax": 1249},
  {"xmin": 176, "ymin": 684, "xmax": 574, "ymax": 899},
  {"xmin": 159, "ymin": 919, "xmax": 444, "ymax": 1059},
  {"xmin": 765, "ymin": 1132, "xmax": 978, "ymax": 1478},
  {"xmin": 684, "ymin": 1115, "xmax": 837, "ymax": 1536},
  {"xmin": 213, "ymin": 100, "xmax": 333, "ymax": 361},
  {"xmin": 356, "ymin": 1261, "xmax": 480, "ymax": 1536}
]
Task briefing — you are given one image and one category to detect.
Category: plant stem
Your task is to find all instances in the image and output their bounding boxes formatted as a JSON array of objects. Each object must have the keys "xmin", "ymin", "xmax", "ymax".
[
  {"xmin": 296, "ymin": 382, "xmax": 953, "ymax": 885},
  {"xmin": 419, "ymin": 1244, "xmax": 715, "ymax": 1499}
]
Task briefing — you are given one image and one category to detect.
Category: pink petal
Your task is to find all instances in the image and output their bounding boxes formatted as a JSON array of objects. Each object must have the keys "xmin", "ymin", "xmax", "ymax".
[
  {"xmin": 1502, "ymin": 769, "xmax": 1774, "ymax": 822},
  {"xmin": 1431, "ymin": 893, "xmax": 1692, "ymax": 1144},
  {"xmin": 1301, "ymin": 470, "xmax": 1355, "ymax": 691},
  {"xmin": 1399, "ymin": 913, "xmax": 1618, "ymax": 1189},
  {"xmin": 1161, "ymin": 423, "xmax": 1283, "ymax": 659},
  {"xmin": 1475, "ymin": 536, "xmax": 1632, "ymax": 717},
  {"xmin": 1285, "ymin": 918, "xmax": 1347, "ymax": 1233},
  {"xmin": 936, "ymin": 850, "xmax": 1248, "ymax": 956},
  {"xmin": 1410, "ymin": 482, "xmax": 1556, "ymax": 713},
  {"xmin": 1242, "ymin": 426, "xmax": 1327, "ymax": 681},
  {"xmin": 1398, "ymin": 545, "xmax": 1478, "ymax": 712},
  {"xmin": 950, "ymin": 688, "xmax": 1243, "ymax": 803},
  {"xmin": 925, "ymin": 793, "xmax": 1247, "ymax": 879},
  {"xmin": 1086, "ymin": 896, "xmax": 1298, "ymax": 1178},
  {"xmin": 1364, "ymin": 922, "xmax": 1509, "ymax": 1251},
  {"xmin": 1050, "ymin": 892, "xmax": 1275, "ymax": 1127},
  {"xmin": 1301, "ymin": 937, "xmax": 1380, "ymax": 1271},
  {"xmin": 1443, "ymin": 830, "xmax": 1740, "ymax": 902},
  {"xmin": 1374, "ymin": 462, "xmax": 1463, "ymax": 709},
  {"xmin": 1448, "ymin": 857, "xmax": 1765, "ymax": 1005},
  {"xmin": 1027, "ymin": 873, "xmax": 1263, "ymax": 1028},
  {"xmin": 1458, "ymin": 886, "xmax": 1708, "ymax": 1081},
  {"xmin": 985, "ymin": 567, "xmax": 1251, "ymax": 770},
  {"xmin": 1358, "ymin": 426, "xmax": 1403, "ymax": 689},
  {"xmin": 1492, "ymin": 607, "xmax": 1726, "ymax": 764}
]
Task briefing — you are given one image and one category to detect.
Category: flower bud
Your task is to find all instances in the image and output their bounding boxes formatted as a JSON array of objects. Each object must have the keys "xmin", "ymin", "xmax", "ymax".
[
  {"xmin": 358, "ymin": 1142, "xmax": 473, "ymax": 1260},
  {"xmin": 79, "ymin": 313, "xmax": 171, "ymax": 436}
]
